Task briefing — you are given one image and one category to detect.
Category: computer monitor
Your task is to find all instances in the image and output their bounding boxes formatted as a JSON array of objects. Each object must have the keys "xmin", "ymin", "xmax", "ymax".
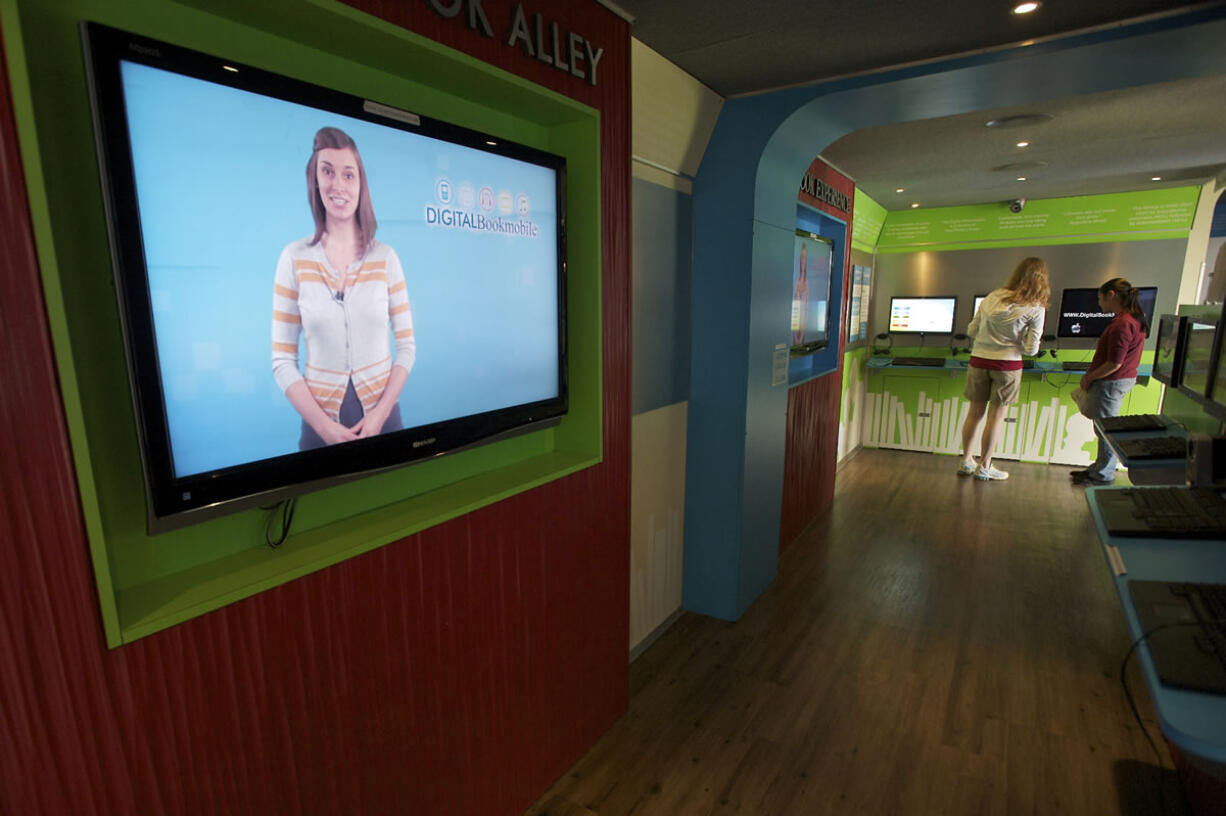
[
  {"xmin": 1151, "ymin": 314, "xmax": 1187, "ymax": 388},
  {"xmin": 790, "ymin": 231, "xmax": 833, "ymax": 353},
  {"xmin": 973, "ymin": 294, "xmax": 987, "ymax": 317},
  {"xmin": 1205, "ymin": 302, "xmax": 1226, "ymax": 422},
  {"xmin": 1056, "ymin": 286, "xmax": 1158, "ymax": 338},
  {"xmin": 1179, "ymin": 318, "xmax": 1216, "ymax": 402},
  {"xmin": 888, "ymin": 296, "xmax": 957, "ymax": 334}
]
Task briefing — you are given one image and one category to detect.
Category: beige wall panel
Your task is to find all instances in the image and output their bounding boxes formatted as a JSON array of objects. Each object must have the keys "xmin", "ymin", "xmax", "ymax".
[
  {"xmin": 631, "ymin": 39, "xmax": 723, "ymax": 178},
  {"xmin": 629, "ymin": 401, "xmax": 687, "ymax": 651}
]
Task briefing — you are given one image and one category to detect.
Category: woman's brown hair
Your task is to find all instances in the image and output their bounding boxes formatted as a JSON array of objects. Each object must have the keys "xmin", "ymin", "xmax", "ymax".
[
  {"xmin": 1099, "ymin": 277, "xmax": 1151, "ymax": 334},
  {"xmin": 305, "ymin": 127, "xmax": 377, "ymax": 252},
  {"xmin": 1002, "ymin": 256, "xmax": 1051, "ymax": 308}
]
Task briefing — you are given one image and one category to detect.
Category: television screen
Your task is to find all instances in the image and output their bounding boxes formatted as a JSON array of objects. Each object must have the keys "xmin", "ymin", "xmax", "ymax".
[
  {"xmin": 1180, "ymin": 319, "xmax": 1216, "ymax": 399},
  {"xmin": 888, "ymin": 296, "xmax": 956, "ymax": 334},
  {"xmin": 1057, "ymin": 286, "xmax": 1157, "ymax": 338},
  {"xmin": 1151, "ymin": 314, "xmax": 1186, "ymax": 387},
  {"xmin": 83, "ymin": 24, "xmax": 567, "ymax": 529},
  {"xmin": 791, "ymin": 232, "xmax": 833, "ymax": 351}
]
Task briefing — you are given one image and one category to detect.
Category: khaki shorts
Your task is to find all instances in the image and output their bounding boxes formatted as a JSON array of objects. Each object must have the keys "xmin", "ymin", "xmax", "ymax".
[{"xmin": 964, "ymin": 365, "xmax": 1022, "ymax": 405}]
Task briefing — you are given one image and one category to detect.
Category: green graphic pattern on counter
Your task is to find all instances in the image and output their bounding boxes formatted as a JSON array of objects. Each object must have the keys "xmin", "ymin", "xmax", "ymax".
[
  {"xmin": 877, "ymin": 187, "xmax": 1199, "ymax": 252},
  {"xmin": 859, "ymin": 351, "xmax": 1162, "ymax": 466}
]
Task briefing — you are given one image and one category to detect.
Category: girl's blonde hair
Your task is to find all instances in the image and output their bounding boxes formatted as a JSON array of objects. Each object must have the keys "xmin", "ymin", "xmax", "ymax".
[{"xmin": 1002, "ymin": 257, "xmax": 1050, "ymax": 308}]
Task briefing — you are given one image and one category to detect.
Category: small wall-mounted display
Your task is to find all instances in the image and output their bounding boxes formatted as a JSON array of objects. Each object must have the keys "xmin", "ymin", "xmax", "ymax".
[
  {"xmin": 1151, "ymin": 314, "xmax": 1188, "ymax": 388},
  {"xmin": 791, "ymin": 231, "xmax": 833, "ymax": 353},
  {"xmin": 83, "ymin": 23, "xmax": 569, "ymax": 531},
  {"xmin": 888, "ymin": 296, "xmax": 957, "ymax": 334},
  {"xmin": 1057, "ymin": 286, "xmax": 1157, "ymax": 338}
]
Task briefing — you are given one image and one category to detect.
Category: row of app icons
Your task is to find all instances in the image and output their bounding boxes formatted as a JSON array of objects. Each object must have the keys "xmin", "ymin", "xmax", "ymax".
[{"xmin": 436, "ymin": 178, "xmax": 531, "ymax": 218}]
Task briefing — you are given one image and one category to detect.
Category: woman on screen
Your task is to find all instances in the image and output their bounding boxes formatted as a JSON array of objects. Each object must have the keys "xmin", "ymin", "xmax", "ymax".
[
  {"xmin": 792, "ymin": 243, "xmax": 809, "ymax": 346},
  {"xmin": 272, "ymin": 126, "xmax": 416, "ymax": 449},
  {"xmin": 957, "ymin": 257, "xmax": 1049, "ymax": 481},
  {"xmin": 1070, "ymin": 278, "xmax": 1149, "ymax": 486}
]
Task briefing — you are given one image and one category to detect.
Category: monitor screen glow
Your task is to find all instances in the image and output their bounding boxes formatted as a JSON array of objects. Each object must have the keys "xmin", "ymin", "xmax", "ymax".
[
  {"xmin": 973, "ymin": 294, "xmax": 987, "ymax": 316},
  {"xmin": 791, "ymin": 232, "xmax": 833, "ymax": 351},
  {"xmin": 1181, "ymin": 319, "xmax": 1215, "ymax": 399},
  {"xmin": 83, "ymin": 24, "xmax": 568, "ymax": 529},
  {"xmin": 1057, "ymin": 286, "xmax": 1157, "ymax": 338},
  {"xmin": 888, "ymin": 297, "xmax": 956, "ymax": 334}
]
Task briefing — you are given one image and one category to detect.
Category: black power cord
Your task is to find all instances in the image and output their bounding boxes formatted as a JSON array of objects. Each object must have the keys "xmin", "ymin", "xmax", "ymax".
[
  {"xmin": 1118, "ymin": 621, "xmax": 1223, "ymax": 816},
  {"xmin": 264, "ymin": 497, "xmax": 298, "ymax": 549}
]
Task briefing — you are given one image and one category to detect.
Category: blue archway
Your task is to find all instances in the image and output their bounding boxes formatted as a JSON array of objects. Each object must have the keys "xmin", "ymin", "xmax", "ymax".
[{"xmin": 684, "ymin": 11, "xmax": 1226, "ymax": 620}]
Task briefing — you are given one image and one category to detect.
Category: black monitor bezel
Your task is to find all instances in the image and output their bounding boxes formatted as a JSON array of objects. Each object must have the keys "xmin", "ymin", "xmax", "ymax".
[
  {"xmin": 887, "ymin": 295, "xmax": 958, "ymax": 336},
  {"xmin": 1151, "ymin": 313, "xmax": 1187, "ymax": 388},
  {"xmin": 789, "ymin": 230, "xmax": 834, "ymax": 355},
  {"xmin": 1056, "ymin": 286, "xmax": 1158, "ymax": 339},
  {"xmin": 1176, "ymin": 316, "xmax": 1218, "ymax": 406},
  {"xmin": 81, "ymin": 22, "xmax": 569, "ymax": 531},
  {"xmin": 1202, "ymin": 300, "xmax": 1226, "ymax": 422}
]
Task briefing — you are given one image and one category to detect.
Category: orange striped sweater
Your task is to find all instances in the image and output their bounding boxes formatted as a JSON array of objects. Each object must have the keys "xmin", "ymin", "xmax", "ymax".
[{"xmin": 272, "ymin": 238, "xmax": 416, "ymax": 422}]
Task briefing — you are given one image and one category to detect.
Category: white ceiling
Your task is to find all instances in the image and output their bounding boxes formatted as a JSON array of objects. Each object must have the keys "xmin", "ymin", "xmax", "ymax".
[{"xmin": 618, "ymin": 1, "xmax": 1226, "ymax": 211}]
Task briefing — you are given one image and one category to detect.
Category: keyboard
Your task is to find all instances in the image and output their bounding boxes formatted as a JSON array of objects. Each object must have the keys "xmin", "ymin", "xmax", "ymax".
[
  {"xmin": 1129, "ymin": 581, "xmax": 1226, "ymax": 694},
  {"xmin": 1115, "ymin": 436, "xmax": 1187, "ymax": 460},
  {"xmin": 1061, "ymin": 361, "xmax": 1092, "ymax": 371},
  {"xmin": 1100, "ymin": 414, "xmax": 1168, "ymax": 433},
  {"xmin": 890, "ymin": 356, "xmax": 946, "ymax": 367},
  {"xmin": 1100, "ymin": 486, "xmax": 1226, "ymax": 538}
]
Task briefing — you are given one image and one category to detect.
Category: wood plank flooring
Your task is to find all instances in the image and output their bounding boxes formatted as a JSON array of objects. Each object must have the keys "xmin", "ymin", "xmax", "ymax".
[{"xmin": 526, "ymin": 449, "xmax": 1194, "ymax": 816}]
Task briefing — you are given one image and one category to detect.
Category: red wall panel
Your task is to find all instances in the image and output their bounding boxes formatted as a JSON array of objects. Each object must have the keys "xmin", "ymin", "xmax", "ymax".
[
  {"xmin": 0, "ymin": 3, "xmax": 630, "ymax": 814},
  {"xmin": 780, "ymin": 159, "xmax": 855, "ymax": 551}
]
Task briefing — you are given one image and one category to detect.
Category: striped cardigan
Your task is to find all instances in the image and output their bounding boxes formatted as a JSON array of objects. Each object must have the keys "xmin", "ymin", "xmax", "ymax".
[{"xmin": 272, "ymin": 238, "xmax": 416, "ymax": 422}]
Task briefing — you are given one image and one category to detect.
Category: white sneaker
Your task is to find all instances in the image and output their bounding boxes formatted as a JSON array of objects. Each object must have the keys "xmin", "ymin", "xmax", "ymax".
[
  {"xmin": 956, "ymin": 460, "xmax": 977, "ymax": 476},
  {"xmin": 975, "ymin": 464, "xmax": 1009, "ymax": 481}
]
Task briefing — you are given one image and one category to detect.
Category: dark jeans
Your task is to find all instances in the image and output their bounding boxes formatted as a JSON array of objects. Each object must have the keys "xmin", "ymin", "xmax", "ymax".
[{"xmin": 299, "ymin": 379, "xmax": 402, "ymax": 451}]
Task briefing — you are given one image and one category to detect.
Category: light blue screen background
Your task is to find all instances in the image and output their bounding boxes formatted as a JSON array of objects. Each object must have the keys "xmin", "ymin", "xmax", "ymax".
[
  {"xmin": 791, "ymin": 235, "xmax": 831, "ymax": 345},
  {"xmin": 120, "ymin": 62, "xmax": 561, "ymax": 477}
]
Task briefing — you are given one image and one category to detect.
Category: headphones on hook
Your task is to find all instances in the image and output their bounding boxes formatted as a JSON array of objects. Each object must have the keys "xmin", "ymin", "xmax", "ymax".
[{"xmin": 871, "ymin": 332, "xmax": 893, "ymax": 355}]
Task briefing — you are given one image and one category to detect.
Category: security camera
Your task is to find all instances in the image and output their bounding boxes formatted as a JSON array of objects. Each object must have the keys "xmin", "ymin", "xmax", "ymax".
[{"xmin": 1007, "ymin": 198, "xmax": 1026, "ymax": 214}]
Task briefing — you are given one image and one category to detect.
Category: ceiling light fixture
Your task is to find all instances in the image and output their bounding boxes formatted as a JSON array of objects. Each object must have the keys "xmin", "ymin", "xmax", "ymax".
[
  {"xmin": 910, "ymin": 203, "xmax": 920, "ymax": 209},
  {"xmin": 895, "ymin": 187, "xmax": 905, "ymax": 193},
  {"xmin": 1016, "ymin": 140, "xmax": 1030, "ymax": 148},
  {"xmin": 1016, "ymin": 177, "xmax": 1027, "ymax": 182},
  {"xmin": 1151, "ymin": 176, "xmax": 1162, "ymax": 181},
  {"xmin": 1012, "ymin": 2, "xmax": 1039, "ymax": 14}
]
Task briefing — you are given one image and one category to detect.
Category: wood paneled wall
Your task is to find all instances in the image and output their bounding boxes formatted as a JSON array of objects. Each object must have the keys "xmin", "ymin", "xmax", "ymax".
[
  {"xmin": 0, "ymin": 3, "xmax": 631, "ymax": 814},
  {"xmin": 779, "ymin": 159, "xmax": 855, "ymax": 552}
]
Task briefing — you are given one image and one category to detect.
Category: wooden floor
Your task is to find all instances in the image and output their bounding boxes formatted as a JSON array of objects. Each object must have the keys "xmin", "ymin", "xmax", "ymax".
[{"xmin": 526, "ymin": 449, "xmax": 1192, "ymax": 816}]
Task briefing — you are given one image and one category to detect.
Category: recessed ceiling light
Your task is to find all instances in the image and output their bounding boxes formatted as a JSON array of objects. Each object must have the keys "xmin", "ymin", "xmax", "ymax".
[
  {"xmin": 1012, "ymin": 2, "xmax": 1039, "ymax": 14},
  {"xmin": 1020, "ymin": 39, "xmax": 1036, "ymax": 47},
  {"xmin": 222, "ymin": 65, "xmax": 239, "ymax": 73},
  {"xmin": 1151, "ymin": 176, "xmax": 1162, "ymax": 181},
  {"xmin": 895, "ymin": 187, "xmax": 905, "ymax": 193},
  {"xmin": 910, "ymin": 203, "xmax": 920, "ymax": 209},
  {"xmin": 1016, "ymin": 177, "xmax": 1027, "ymax": 182},
  {"xmin": 1016, "ymin": 140, "xmax": 1030, "ymax": 148}
]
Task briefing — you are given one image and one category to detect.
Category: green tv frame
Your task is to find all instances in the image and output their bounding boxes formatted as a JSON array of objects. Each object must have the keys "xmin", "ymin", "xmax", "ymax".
[{"xmin": 1, "ymin": 0, "xmax": 604, "ymax": 647}]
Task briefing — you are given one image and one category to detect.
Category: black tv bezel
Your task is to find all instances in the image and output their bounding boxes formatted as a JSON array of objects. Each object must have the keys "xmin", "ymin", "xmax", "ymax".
[
  {"xmin": 81, "ymin": 22, "xmax": 569, "ymax": 532},
  {"xmin": 887, "ymin": 295, "xmax": 958, "ymax": 336},
  {"xmin": 1201, "ymin": 300, "xmax": 1226, "ymax": 422},
  {"xmin": 1176, "ymin": 317, "xmax": 1217, "ymax": 406},
  {"xmin": 789, "ymin": 230, "xmax": 834, "ymax": 355},
  {"xmin": 1056, "ymin": 286, "xmax": 1158, "ymax": 339},
  {"xmin": 1150, "ymin": 313, "xmax": 1187, "ymax": 388}
]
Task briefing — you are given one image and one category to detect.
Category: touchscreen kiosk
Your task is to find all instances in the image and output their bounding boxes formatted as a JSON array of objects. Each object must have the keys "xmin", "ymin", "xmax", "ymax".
[
  {"xmin": 1179, "ymin": 319, "xmax": 1216, "ymax": 401},
  {"xmin": 1151, "ymin": 314, "xmax": 1187, "ymax": 388},
  {"xmin": 790, "ymin": 232, "xmax": 833, "ymax": 353},
  {"xmin": 1057, "ymin": 287, "xmax": 1157, "ymax": 338},
  {"xmin": 888, "ymin": 296, "xmax": 957, "ymax": 334}
]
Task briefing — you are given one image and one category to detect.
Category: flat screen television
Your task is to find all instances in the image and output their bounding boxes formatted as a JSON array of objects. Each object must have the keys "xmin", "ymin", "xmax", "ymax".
[
  {"xmin": 1151, "ymin": 313, "xmax": 1187, "ymax": 388},
  {"xmin": 82, "ymin": 24, "xmax": 568, "ymax": 531},
  {"xmin": 1057, "ymin": 286, "xmax": 1157, "ymax": 338},
  {"xmin": 1178, "ymin": 319, "xmax": 1216, "ymax": 401},
  {"xmin": 790, "ymin": 231, "xmax": 833, "ymax": 353},
  {"xmin": 888, "ymin": 296, "xmax": 956, "ymax": 334}
]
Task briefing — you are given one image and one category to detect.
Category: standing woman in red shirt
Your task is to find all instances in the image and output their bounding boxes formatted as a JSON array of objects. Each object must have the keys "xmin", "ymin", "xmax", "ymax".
[{"xmin": 1070, "ymin": 278, "xmax": 1149, "ymax": 485}]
